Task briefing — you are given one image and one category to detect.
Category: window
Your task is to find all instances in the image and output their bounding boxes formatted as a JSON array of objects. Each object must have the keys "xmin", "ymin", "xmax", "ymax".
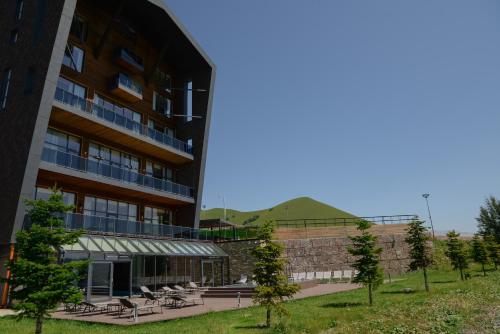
[
  {"xmin": 146, "ymin": 161, "xmax": 173, "ymax": 181},
  {"xmin": 88, "ymin": 142, "xmax": 139, "ymax": 171},
  {"xmin": 144, "ymin": 206, "xmax": 171, "ymax": 225},
  {"xmin": 35, "ymin": 187, "xmax": 76, "ymax": 207},
  {"xmin": 24, "ymin": 67, "xmax": 36, "ymax": 95},
  {"xmin": 153, "ymin": 69, "xmax": 171, "ymax": 92},
  {"xmin": 70, "ymin": 15, "xmax": 87, "ymax": 42},
  {"xmin": 45, "ymin": 128, "xmax": 81, "ymax": 155},
  {"xmin": 1, "ymin": 69, "xmax": 12, "ymax": 110},
  {"xmin": 94, "ymin": 94, "xmax": 141, "ymax": 124},
  {"xmin": 84, "ymin": 196, "xmax": 137, "ymax": 221},
  {"xmin": 153, "ymin": 91, "xmax": 171, "ymax": 117},
  {"xmin": 9, "ymin": 29, "xmax": 18, "ymax": 45},
  {"xmin": 56, "ymin": 76, "xmax": 86, "ymax": 110},
  {"xmin": 63, "ymin": 44, "xmax": 84, "ymax": 73},
  {"xmin": 15, "ymin": 0, "xmax": 23, "ymax": 20}
]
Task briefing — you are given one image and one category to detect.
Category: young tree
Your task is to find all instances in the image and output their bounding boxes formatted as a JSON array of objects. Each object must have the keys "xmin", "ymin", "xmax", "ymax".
[
  {"xmin": 470, "ymin": 234, "xmax": 489, "ymax": 276},
  {"xmin": 476, "ymin": 196, "xmax": 500, "ymax": 243},
  {"xmin": 252, "ymin": 221, "xmax": 299, "ymax": 328},
  {"xmin": 405, "ymin": 220, "xmax": 433, "ymax": 292},
  {"xmin": 445, "ymin": 230, "xmax": 469, "ymax": 281},
  {"xmin": 5, "ymin": 189, "xmax": 86, "ymax": 334},
  {"xmin": 484, "ymin": 235, "xmax": 499, "ymax": 270},
  {"xmin": 348, "ymin": 221, "xmax": 384, "ymax": 306}
]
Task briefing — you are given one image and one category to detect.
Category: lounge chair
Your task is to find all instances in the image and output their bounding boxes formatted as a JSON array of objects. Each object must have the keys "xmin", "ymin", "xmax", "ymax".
[
  {"xmin": 168, "ymin": 295, "xmax": 204, "ymax": 308},
  {"xmin": 81, "ymin": 301, "xmax": 109, "ymax": 313},
  {"xmin": 118, "ymin": 298, "xmax": 155, "ymax": 318},
  {"xmin": 174, "ymin": 284, "xmax": 193, "ymax": 294},
  {"xmin": 140, "ymin": 285, "xmax": 161, "ymax": 297},
  {"xmin": 236, "ymin": 274, "xmax": 247, "ymax": 284},
  {"xmin": 187, "ymin": 282, "xmax": 202, "ymax": 292},
  {"xmin": 143, "ymin": 291, "xmax": 162, "ymax": 306},
  {"xmin": 161, "ymin": 286, "xmax": 182, "ymax": 296}
]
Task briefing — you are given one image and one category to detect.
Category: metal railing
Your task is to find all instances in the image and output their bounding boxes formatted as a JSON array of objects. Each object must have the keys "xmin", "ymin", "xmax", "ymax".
[
  {"xmin": 276, "ymin": 215, "xmax": 419, "ymax": 228},
  {"xmin": 54, "ymin": 87, "xmax": 193, "ymax": 154},
  {"xmin": 41, "ymin": 146, "xmax": 194, "ymax": 199}
]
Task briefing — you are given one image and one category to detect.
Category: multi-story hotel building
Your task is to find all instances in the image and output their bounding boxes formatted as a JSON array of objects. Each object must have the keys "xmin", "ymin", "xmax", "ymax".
[{"xmin": 0, "ymin": 0, "xmax": 225, "ymax": 302}]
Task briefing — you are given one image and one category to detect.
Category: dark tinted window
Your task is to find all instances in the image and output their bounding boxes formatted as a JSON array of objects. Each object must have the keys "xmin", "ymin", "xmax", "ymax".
[
  {"xmin": 70, "ymin": 15, "xmax": 87, "ymax": 42},
  {"xmin": 24, "ymin": 67, "xmax": 36, "ymax": 95}
]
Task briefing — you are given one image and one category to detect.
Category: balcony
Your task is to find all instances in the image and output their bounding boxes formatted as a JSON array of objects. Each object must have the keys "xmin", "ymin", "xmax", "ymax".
[
  {"xmin": 116, "ymin": 48, "xmax": 144, "ymax": 74},
  {"xmin": 110, "ymin": 73, "xmax": 143, "ymax": 102},
  {"xmin": 39, "ymin": 147, "xmax": 194, "ymax": 204},
  {"xmin": 64, "ymin": 213, "xmax": 203, "ymax": 240},
  {"xmin": 52, "ymin": 87, "xmax": 193, "ymax": 163}
]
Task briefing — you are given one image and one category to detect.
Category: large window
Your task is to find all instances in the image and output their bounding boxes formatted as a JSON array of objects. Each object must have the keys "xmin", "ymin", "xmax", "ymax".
[
  {"xmin": 63, "ymin": 44, "xmax": 84, "ymax": 73},
  {"xmin": 84, "ymin": 196, "xmax": 137, "ymax": 221},
  {"xmin": 144, "ymin": 206, "xmax": 171, "ymax": 225},
  {"xmin": 153, "ymin": 92, "xmax": 171, "ymax": 117},
  {"xmin": 24, "ymin": 67, "xmax": 36, "ymax": 95},
  {"xmin": 93, "ymin": 94, "xmax": 141, "ymax": 124},
  {"xmin": 70, "ymin": 15, "xmax": 87, "ymax": 42},
  {"xmin": 1, "ymin": 69, "xmax": 12, "ymax": 110},
  {"xmin": 56, "ymin": 76, "xmax": 86, "ymax": 110},
  {"xmin": 35, "ymin": 187, "xmax": 76, "ymax": 207},
  {"xmin": 146, "ymin": 160, "xmax": 172, "ymax": 181},
  {"xmin": 45, "ymin": 128, "xmax": 81, "ymax": 155},
  {"xmin": 88, "ymin": 142, "xmax": 139, "ymax": 172}
]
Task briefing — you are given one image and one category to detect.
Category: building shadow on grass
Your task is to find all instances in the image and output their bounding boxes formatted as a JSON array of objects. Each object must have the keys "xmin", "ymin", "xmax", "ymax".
[
  {"xmin": 233, "ymin": 325, "xmax": 267, "ymax": 329},
  {"xmin": 321, "ymin": 302, "xmax": 362, "ymax": 308}
]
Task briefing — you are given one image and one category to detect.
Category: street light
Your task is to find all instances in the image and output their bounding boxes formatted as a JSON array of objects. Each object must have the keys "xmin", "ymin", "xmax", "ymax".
[{"xmin": 422, "ymin": 193, "xmax": 435, "ymax": 239}]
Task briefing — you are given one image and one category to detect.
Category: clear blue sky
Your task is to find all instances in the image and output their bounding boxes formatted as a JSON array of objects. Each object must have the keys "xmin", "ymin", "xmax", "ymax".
[{"xmin": 166, "ymin": 0, "xmax": 500, "ymax": 233}]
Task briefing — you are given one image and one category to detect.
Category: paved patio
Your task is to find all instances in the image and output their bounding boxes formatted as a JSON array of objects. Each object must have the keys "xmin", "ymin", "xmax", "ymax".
[{"xmin": 52, "ymin": 283, "xmax": 359, "ymax": 325}]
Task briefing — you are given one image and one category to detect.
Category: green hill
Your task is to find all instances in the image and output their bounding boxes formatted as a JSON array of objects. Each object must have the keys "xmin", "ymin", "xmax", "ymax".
[{"xmin": 200, "ymin": 197, "xmax": 357, "ymax": 225}]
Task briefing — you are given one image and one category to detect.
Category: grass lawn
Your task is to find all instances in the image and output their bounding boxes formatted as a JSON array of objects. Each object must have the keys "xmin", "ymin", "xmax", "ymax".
[{"xmin": 1, "ymin": 268, "xmax": 499, "ymax": 334}]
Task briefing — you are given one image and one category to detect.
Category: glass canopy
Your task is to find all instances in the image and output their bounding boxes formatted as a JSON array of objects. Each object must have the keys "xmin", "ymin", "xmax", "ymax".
[{"xmin": 62, "ymin": 235, "xmax": 228, "ymax": 257}]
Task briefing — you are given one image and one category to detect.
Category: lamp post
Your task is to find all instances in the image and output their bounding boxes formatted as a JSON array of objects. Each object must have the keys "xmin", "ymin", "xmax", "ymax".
[{"xmin": 422, "ymin": 193, "xmax": 435, "ymax": 239}]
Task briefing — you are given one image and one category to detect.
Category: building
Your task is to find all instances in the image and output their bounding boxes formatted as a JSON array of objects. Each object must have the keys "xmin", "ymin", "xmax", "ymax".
[{"xmin": 0, "ymin": 0, "xmax": 226, "ymax": 302}]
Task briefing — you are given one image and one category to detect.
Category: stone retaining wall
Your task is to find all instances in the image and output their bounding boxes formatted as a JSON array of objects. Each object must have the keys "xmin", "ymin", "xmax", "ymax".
[{"xmin": 220, "ymin": 234, "xmax": 411, "ymax": 281}]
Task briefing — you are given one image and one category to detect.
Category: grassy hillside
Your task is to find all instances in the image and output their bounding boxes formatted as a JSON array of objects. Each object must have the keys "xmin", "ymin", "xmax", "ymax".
[{"xmin": 200, "ymin": 197, "xmax": 357, "ymax": 225}]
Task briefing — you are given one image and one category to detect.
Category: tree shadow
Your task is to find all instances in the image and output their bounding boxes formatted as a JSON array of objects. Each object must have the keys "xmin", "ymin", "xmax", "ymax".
[
  {"xmin": 430, "ymin": 280, "xmax": 456, "ymax": 284},
  {"xmin": 321, "ymin": 302, "xmax": 362, "ymax": 308},
  {"xmin": 233, "ymin": 325, "xmax": 267, "ymax": 329},
  {"xmin": 380, "ymin": 290, "xmax": 416, "ymax": 295}
]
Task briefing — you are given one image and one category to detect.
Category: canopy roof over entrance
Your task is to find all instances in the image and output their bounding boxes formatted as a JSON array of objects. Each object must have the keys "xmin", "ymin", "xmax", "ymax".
[{"xmin": 62, "ymin": 235, "xmax": 228, "ymax": 257}]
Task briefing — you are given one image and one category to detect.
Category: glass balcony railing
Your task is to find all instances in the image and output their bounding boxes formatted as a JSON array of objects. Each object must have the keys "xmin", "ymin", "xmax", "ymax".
[
  {"xmin": 64, "ymin": 213, "xmax": 203, "ymax": 240},
  {"xmin": 117, "ymin": 73, "xmax": 142, "ymax": 96},
  {"xmin": 54, "ymin": 87, "xmax": 193, "ymax": 154},
  {"xmin": 41, "ymin": 146, "xmax": 194, "ymax": 199}
]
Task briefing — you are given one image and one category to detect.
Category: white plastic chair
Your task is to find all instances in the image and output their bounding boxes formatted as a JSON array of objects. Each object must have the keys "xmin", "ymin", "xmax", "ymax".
[{"xmin": 333, "ymin": 270, "xmax": 342, "ymax": 281}]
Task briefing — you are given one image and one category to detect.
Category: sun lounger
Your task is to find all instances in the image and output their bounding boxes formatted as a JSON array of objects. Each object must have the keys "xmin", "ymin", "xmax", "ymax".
[
  {"xmin": 236, "ymin": 274, "xmax": 247, "ymax": 284},
  {"xmin": 118, "ymin": 298, "xmax": 155, "ymax": 318},
  {"xmin": 140, "ymin": 285, "xmax": 161, "ymax": 297},
  {"xmin": 81, "ymin": 301, "xmax": 109, "ymax": 313},
  {"xmin": 174, "ymin": 284, "xmax": 193, "ymax": 294},
  {"xmin": 143, "ymin": 291, "xmax": 162, "ymax": 306},
  {"xmin": 167, "ymin": 295, "xmax": 204, "ymax": 308}
]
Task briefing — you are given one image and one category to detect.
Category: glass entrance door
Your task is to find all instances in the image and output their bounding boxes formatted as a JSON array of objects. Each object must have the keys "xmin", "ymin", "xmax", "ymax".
[
  {"xmin": 201, "ymin": 260, "xmax": 214, "ymax": 287},
  {"xmin": 88, "ymin": 262, "xmax": 113, "ymax": 302}
]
